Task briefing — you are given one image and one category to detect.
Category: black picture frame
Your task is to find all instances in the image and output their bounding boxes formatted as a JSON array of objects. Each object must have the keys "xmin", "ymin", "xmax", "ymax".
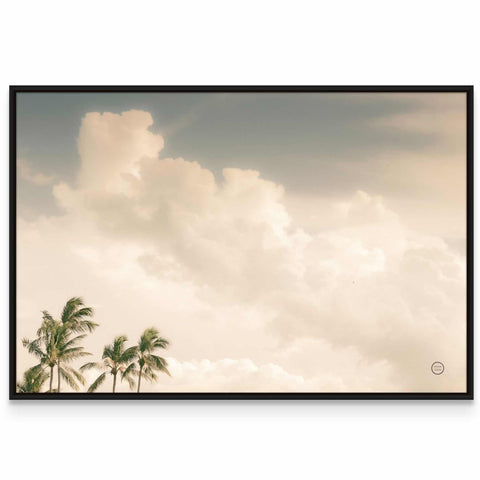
[{"xmin": 9, "ymin": 85, "xmax": 474, "ymax": 400}]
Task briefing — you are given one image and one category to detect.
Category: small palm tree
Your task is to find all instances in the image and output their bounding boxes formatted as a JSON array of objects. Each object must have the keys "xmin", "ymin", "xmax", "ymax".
[
  {"xmin": 135, "ymin": 328, "xmax": 170, "ymax": 393},
  {"xmin": 81, "ymin": 336, "xmax": 138, "ymax": 392},
  {"xmin": 17, "ymin": 365, "xmax": 49, "ymax": 393}
]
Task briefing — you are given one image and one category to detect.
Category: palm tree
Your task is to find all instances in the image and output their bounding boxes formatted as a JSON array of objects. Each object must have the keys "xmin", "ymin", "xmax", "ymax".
[
  {"xmin": 23, "ymin": 315, "xmax": 61, "ymax": 392},
  {"xmin": 54, "ymin": 297, "xmax": 98, "ymax": 392},
  {"xmin": 17, "ymin": 365, "xmax": 49, "ymax": 393},
  {"xmin": 81, "ymin": 336, "xmax": 138, "ymax": 392},
  {"xmin": 135, "ymin": 327, "xmax": 170, "ymax": 393},
  {"xmin": 23, "ymin": 313, "xmax": 89, "ymax": 392}
]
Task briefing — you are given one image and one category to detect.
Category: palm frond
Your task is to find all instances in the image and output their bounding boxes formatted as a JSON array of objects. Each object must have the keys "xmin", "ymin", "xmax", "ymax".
[
  {"xmin": 88, "ymin": 372, "xmax": 107, "ymax": 392},
  {"xmin": 153, "ymin": 338, "xmax": 169, "ymax": 349},
  {"xmin": 61, "ymin": 348, "xmax": 91, "ymax": 362},
  {"xmin": 62, "ymin": 334, "xmax": 87, "ymax": 349},
  {"xmin": 63, "ymin": 365, "xmax": 86, "ymax": 386},
  {"xmin": 61, "ymin": 297, "xmax": 84, "ymax": 323},
  {"xmin": 59, "ymin": 367, "xmax": 81, "ymax": 391},
  {"xmin": 121, "ymin": 363, "xmax": 138, "ymax": 390},
  {"xmin": 17, "ymin": 365, "xmax": 49, "ymax": 393},
  {"xmin": 61, "ymin": 298, "xmax": 97, "ymax": 333},
  {"xmin": 80, "ymin": 361, "xmax": 103, "ymax": 371},
  {"xmin": 141, "ymin": 367, "xmax": 158, "ymax": 382},
  {"xmin": 112, "ymin": 335, "xmax": 128, "ymax": 356},
  {"xmin": 120, "ymin": 346, "xmax": 138, "ymax": 363},
  {"xmin": 22, "ymin": 338, "xmax": 46, "ymax": 360},
  {"xmin": 102, "ymin": 344, "xmax": 114, "ymax": 360},
  {"xmin": 67, "ymin": 318, "xmax": 98, "ymax": 334},
  {"xmin": 121, "ymin": 362, "xmax": 137, "ymax": 378},
  {"xmin": 146, "ymin": 354, "xmax": 170, "ymax": 373}
]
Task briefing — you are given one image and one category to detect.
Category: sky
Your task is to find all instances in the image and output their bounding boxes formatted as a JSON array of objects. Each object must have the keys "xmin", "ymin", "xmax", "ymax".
[{"xmin": 16, "ymin": 92, "xmax": 467, "ymax": 392}]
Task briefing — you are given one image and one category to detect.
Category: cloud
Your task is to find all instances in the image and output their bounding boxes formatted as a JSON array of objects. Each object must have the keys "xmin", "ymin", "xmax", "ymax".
[
  {"xmin": 120, "ymin": 358, "xmax": 344, "ymax": 393},
  {"xmin": 76, "ymin": 110, "xmax": 165, "ymax": 194},
  {"xmin": 369, "ymin": 92, "xmax": 466, "ymax": 153},
  {"xmin": 18, "ymin": 159, "xmax": 55, "ymax": 185},
  {"xmin": 17, "ymin": 108, "xmax": 467, "ymax": 393}
]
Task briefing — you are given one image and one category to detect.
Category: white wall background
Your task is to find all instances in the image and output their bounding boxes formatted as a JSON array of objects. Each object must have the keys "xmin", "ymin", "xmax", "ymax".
[{"xmin": 1, "ymin": 1, "xmax": 478, "ymax": 478}]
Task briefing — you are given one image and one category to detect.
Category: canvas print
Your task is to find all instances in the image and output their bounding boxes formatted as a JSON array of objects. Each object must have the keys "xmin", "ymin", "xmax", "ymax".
[{"xmin": 12, "ymin": 88, "xmax": 472, "ymax": 398}]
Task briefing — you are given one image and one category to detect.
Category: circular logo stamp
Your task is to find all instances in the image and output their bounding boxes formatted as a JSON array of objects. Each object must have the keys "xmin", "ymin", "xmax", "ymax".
[{"xmin": 431, "ymin": 362, "xmax": 445, "ymax": 375}]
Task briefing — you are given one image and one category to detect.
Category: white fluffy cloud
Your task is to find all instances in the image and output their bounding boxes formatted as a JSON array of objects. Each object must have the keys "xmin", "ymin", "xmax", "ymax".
[{"xmin": 17, "ymin": 109, "xmax": 467, "ymax": 393}]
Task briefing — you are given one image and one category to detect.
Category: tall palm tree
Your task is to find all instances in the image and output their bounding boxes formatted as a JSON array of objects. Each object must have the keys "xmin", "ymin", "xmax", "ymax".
[
  {"xmin": 53, "ymin": 297, "xmax": 98, "ymax": 392},
  {"xmin": 23, "ymin": 315, "xmax": 61, "ymax": 392},
  {"xmin": 135, "ymin": 327, "xmax": 170, "ymax": 393},
  {"xmin": 81, "ymin": 336, "xmax": 138, "ymax": 392},
  {"xmin": 23, "ymin": 314, "xmax": 89, "ymax": 392},
  {"xmin": 17, "ymin": 365, "xmax": 49, "ymax": 393}
]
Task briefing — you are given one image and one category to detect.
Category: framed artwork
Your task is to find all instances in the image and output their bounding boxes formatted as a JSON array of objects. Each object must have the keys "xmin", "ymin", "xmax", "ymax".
[{"xmin": 10, "ymin": 86, "xmax": 473, "ymax": 399}]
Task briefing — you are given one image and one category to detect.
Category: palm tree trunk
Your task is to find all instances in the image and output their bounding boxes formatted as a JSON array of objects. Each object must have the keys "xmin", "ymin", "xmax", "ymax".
[
  {"xmin": 57, "ymin": 361, "xmax": 61, "ymax": 393},
  {"xmin": 49, "ymin": 366, "xmax": 54, "ymax": 392},
  {"xmin": 137, "ymin": 367, "xmax": 143, "ymax": 393},
  {"xmin": 112, "ymin": 373, "xmax": 117, "ymax": 393}
]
